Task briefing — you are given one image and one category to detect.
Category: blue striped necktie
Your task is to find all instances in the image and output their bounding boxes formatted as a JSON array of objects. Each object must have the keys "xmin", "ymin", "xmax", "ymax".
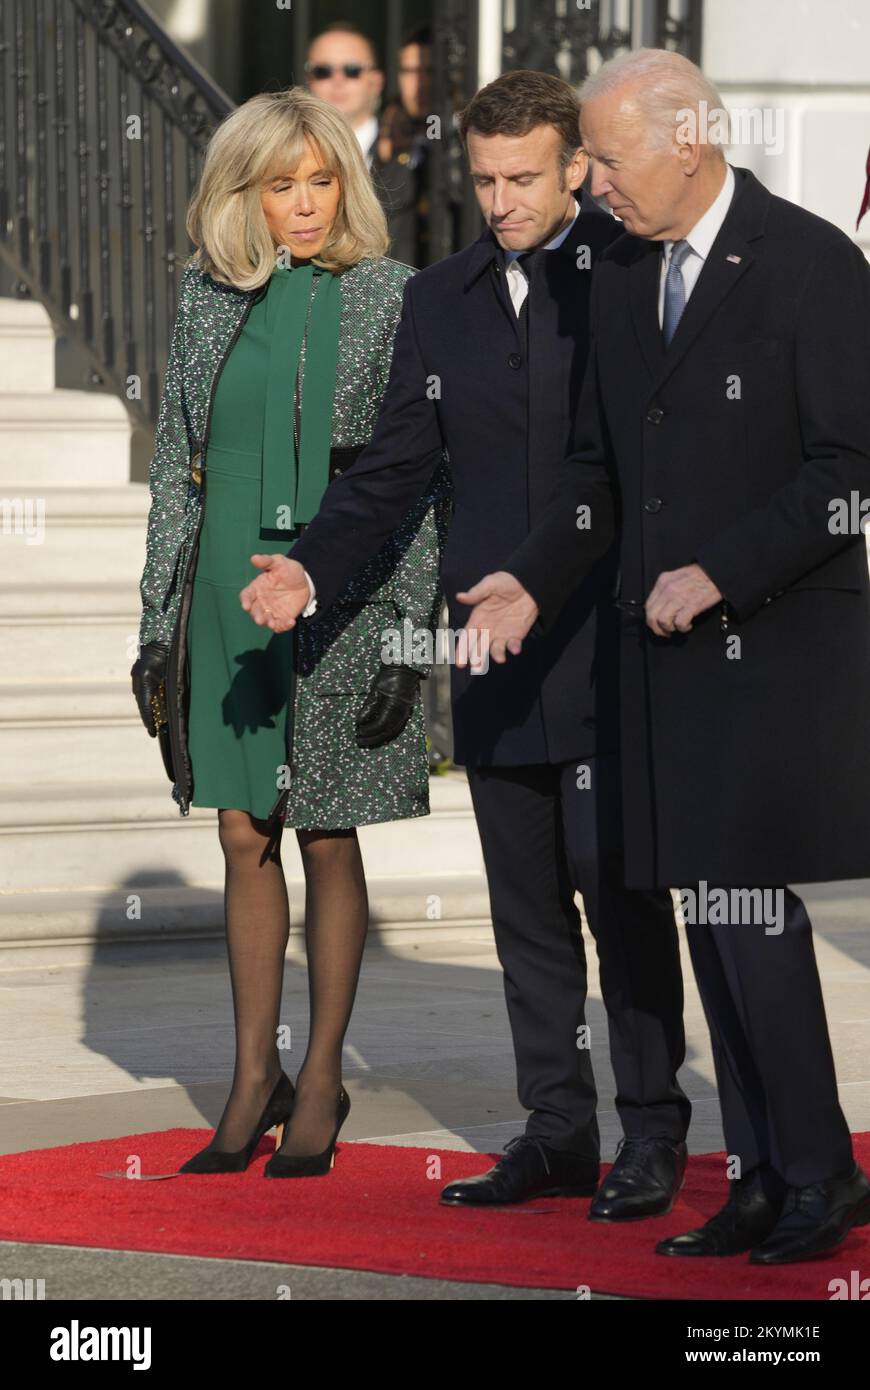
[{"xmin": 662, "ymin": 239, "xmax": 692, "ymax": 347}]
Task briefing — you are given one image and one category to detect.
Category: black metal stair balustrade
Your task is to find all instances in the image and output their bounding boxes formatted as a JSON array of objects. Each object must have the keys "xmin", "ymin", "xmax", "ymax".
[{"xmin": 0, "ymin": 0, "xmax": 233, "ymax": 433}]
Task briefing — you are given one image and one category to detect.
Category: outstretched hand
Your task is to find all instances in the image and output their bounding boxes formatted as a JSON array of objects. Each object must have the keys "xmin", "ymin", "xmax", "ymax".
[
  {"xmin": 239, "ymin": 554, "xmax": 310, "ymax": 632},
  {"xmin": 455, "ymin": 571, "xmax": 539, "ymax": 672}
]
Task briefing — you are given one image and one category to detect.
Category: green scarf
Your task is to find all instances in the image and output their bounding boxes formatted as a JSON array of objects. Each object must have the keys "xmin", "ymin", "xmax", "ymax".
[{"xmin": 260, "ymin": 260, "xmax": 341, "ymax": 531}]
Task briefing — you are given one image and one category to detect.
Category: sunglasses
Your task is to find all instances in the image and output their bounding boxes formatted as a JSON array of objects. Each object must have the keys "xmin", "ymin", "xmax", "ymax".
[{"xmin": 306, "ymin": 63, "xmax": 374, "ymax": 80}]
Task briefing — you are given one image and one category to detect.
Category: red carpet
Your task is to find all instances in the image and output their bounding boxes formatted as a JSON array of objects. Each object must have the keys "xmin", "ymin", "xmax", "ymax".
[{"xmin": 1, "ymin": 1131, "xmax": 868, "ymax": 1298}]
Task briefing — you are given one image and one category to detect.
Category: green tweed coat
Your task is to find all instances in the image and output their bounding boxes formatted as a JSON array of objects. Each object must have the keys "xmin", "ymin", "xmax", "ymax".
[{"xmin": 137, "ymin": 254, "xmax": 452, "ymax": 828}]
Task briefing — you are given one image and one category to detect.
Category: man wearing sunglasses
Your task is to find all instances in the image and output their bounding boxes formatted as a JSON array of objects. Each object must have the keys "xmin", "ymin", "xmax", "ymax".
[{"xmin": 305, "ymin": 23, "xmax": 384, "ymax": 170}]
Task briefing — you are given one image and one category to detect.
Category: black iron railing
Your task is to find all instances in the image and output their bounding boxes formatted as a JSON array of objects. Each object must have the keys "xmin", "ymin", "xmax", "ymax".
[
  {"xmin": 0, "ymin": 0, "xmax": 232, "ymax": 429},
  {"xmin": 502, "ymin": 0, "xmax": 702, "ymax": 84}
]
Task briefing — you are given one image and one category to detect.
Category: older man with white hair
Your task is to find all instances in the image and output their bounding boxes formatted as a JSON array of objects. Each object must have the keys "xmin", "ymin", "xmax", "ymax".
[{"xmin": 459, "ymin": 47, "xmax": 870, "ymax": 1265}]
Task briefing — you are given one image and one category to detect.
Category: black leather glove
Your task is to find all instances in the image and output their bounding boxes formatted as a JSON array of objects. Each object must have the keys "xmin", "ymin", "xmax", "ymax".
[
  {"xmin": 131, "ymin": 640, "xmax": 171, "ymax": 737},
  {"xmin": 355, "ymin": 663, "xmax": 422, "ymax": 749}
]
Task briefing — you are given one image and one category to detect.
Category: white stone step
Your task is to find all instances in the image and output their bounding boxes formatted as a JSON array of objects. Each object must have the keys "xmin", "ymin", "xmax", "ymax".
[
  {"xmin": 0, "ymin": 710, "xmax": 468, "ymax": 797},
  {"xmin": 0, "ymin": 298, "xmax": 56, "ymax": 393},
  {"xmin": 0, "ymin": 715, "xmax": 155, "ymax": 787},
  {"xmin": 0, "ymin": 617, "xmax": 143, "ymax": 680},
  {"xmin": 0, "ymin": 484, "xmax": 150, "ymax": 518},
  {"xmin": 0, "ymin": 580, "xmax": 142, "ymax": 619},
  {"xmin": 0, "ymin": 526, "xmax": 146, "ymax": 584},
  {"xmin": 0, "ymin": 680, "xmax": 137, "ymax": 722},
  {"xmin": 0, "ymin": 483, "xmax": 150, "ymax": 585},
  {"xmin": 0, "ymin": 391, "xmax": 132, "ymax": 485},
  {"xmin": 0, "ymin": 774, "xmax": 482, "ymax": 894},
  {"xmin": 0, "ymin": 871, "xmax": 491, "ymax": 952}
]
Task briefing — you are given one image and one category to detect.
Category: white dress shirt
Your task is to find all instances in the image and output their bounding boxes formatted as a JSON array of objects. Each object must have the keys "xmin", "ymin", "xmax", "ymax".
[
  {"xmin": 657, "ymin": 162, "xmax": 735, "ymax": 327},
  {"xmin": 300, "ymin": 567, "xmax": 318, "ymax": 616},
  {"xmin": 503, "ymin": 197, "xmax": 581, "ymax": 315},
  {"xmin": 354, "ymin": 114, "xmax": 379, "ymax": 170}
]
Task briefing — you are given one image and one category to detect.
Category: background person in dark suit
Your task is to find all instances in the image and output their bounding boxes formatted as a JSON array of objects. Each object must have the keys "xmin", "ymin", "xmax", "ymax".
[
  {"xmin": 371, "ymin": 25, "xmax": 433, "ymax": 268},
  {"xmin": 305, "ymin": 23, "xmax": 384, "ymax": 169},
  {"xmin": 240, "ymin": 71, "xmax": 691, "ymax": 1220},
  {"xmin": 458, "ymin": 48, "xmax": 870, "ymax": 1265}
]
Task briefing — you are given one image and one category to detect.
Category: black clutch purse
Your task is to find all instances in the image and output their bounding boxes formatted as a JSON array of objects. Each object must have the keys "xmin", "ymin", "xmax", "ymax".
[{"xmin": 149, "ymin": 679, "xmax": 176, "ymax": 782}]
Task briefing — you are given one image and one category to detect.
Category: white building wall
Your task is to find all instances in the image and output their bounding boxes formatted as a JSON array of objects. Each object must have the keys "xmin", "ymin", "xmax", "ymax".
[{"xmin": 702, "ymin": 0, "xmax": 870, "ymax": 255}]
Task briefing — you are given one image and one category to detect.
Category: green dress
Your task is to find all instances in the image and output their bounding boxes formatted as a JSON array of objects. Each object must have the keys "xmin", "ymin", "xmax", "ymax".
[{"xmin": 185, "ymin": 263, "xmax": 308, "ymax": 821}]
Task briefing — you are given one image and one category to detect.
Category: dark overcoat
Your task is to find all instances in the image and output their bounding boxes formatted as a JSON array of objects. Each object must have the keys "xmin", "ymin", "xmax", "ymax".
[
  {"xmin": 507, "ymin": 166, "xmax": 870, "ymax": 888},
  {"xmin": 291, "ymin": 193, "xmax": 624, "ymax": 766}
]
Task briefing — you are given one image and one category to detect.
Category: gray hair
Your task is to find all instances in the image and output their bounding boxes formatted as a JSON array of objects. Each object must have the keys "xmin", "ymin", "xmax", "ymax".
[{"xmin": 578, "ymin": 48, "xmax": 729, "ymax": 155}]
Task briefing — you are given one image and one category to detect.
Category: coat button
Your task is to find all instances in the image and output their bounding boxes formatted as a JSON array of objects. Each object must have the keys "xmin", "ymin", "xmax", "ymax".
[
  {"xmin": 643, "ymin": 497, "xmax": 664, "ymax": 513},
  {"xmin": 508, "ymin": 353, "xmax": 522, "ymax": 369},
  {"xmin": 190, "ymin": 450, "xmax": 202, "ymax": 485},
  {"xmin": 646, "ymin": 406, "xmax": 664, "ymax": 424}
]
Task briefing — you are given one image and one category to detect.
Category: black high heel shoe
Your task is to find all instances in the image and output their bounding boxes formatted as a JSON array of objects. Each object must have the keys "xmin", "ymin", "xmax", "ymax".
[
  {"xmin": 179, "ymin": 1072, "xmax": 296, "ymax": 1174},
  {"xmin": 264, "ymin": 1084, "xmax": 351, "ymax": 1178}
]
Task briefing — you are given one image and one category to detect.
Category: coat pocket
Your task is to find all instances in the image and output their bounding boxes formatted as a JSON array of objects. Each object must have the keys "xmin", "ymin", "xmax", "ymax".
[{"xmin": 300, "ymin": 600, "xmax": 399, "ymax": 694}]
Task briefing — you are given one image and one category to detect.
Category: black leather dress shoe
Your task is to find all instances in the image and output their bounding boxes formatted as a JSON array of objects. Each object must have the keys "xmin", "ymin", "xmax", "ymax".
[
  {"xmin": 588, "ymin": 1137, "xmax": 687, "ymax": 1222},
  {"xmin": 439, "ymin": 1135, "xmax": 600, "ymax": 1206},
  {"xmin": 656, "ymin": 1167, "xmax": 784, "ymax": 1256},
  {"xmin": 749, "ymin": 1161, "xmax": 870, "ymax": 1264}
]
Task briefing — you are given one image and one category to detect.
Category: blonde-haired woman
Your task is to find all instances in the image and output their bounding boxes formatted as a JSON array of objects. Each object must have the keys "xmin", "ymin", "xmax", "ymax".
[{"xmin": 131, "ymin": 89, "xmax": 450, "ymax": 1177}]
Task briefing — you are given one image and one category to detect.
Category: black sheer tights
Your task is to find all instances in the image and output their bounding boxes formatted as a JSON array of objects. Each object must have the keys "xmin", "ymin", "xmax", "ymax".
[{"xmin": 208, "ymin": 809, "xmax": 368, "ymax": 1156}]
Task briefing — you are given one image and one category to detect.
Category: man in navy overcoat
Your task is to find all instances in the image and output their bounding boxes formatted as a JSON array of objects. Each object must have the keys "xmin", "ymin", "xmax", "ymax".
[{"xmin": 243, "ymin": 71, "xmax": 691, "ymax": 1220}]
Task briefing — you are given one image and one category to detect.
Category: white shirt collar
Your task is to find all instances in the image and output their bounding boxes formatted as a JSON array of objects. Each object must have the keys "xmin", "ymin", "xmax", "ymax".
[
  {"xmin": 664, "ymin": 162, "xmax": 735, "ymax": 265},
  {"xmin": 505, "ymin": 197, "xmax": 581, "ymax": 263},
  {"xmin": 355, "ymin": 114, "xmax": 379, "ymax": 162}
]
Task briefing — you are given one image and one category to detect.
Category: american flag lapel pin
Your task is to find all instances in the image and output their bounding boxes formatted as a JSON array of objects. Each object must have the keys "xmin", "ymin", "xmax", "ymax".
[{"xmin": 726, "ymin": 253, "xmax": 742, "ymax": 264}]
